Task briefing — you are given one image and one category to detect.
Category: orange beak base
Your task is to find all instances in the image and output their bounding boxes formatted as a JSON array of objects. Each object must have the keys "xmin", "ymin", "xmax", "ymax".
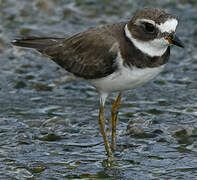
[{"xmin": 166, "ymin": 33, "xmax": 184, "ymax": 48}]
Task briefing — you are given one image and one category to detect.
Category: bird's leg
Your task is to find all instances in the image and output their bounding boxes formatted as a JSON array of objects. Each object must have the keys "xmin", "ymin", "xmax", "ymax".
[
  {"xmin": 111, "ymin": 92, "xmax": 122, "ymax": 151},
  {"xmin": 98, "ymin": 105, "xmax": 113, "ymax": 157}
]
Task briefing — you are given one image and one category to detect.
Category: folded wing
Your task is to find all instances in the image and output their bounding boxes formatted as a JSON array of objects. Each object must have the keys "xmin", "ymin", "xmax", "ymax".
[{"xmin": 12, "ymin": 24, "xmax": 125, "ymax": 79}]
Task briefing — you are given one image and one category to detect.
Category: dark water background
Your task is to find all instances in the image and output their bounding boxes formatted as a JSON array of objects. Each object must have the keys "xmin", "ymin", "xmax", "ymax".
[{"xmin": 0, "ymin": 0, "xmax": 197, "ymax": 179}]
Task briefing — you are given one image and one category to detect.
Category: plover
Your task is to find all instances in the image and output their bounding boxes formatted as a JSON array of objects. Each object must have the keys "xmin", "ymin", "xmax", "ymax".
[{"xmin": 12, "ymin": 8, "xmax": 184, "ymax": 157}]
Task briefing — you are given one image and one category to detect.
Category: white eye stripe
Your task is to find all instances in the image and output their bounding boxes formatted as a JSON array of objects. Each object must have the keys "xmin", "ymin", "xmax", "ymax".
[
  {"xmin": 136, "ymin": 18, "xmax": 178, "ymax": 33},
  {"xmin": 135, "ymin": 19, "xmax": 156, "ymax": 26}
]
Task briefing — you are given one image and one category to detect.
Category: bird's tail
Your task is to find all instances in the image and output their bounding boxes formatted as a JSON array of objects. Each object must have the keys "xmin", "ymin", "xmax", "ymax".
[{"xmin": 11, "ymin": 37, "xmax": 63, "ymax": 52}]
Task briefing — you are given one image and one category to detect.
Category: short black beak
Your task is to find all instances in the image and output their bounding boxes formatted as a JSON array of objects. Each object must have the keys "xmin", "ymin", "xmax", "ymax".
[{"xmin": 166, "ymin": 33, "xmax": 184, "ymax": 48}]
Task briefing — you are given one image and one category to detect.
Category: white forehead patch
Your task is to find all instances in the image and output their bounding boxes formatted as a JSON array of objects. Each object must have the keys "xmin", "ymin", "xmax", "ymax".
[{"xmin": 157, "ymin": 18, "xmax": 178, "ymax": 33}]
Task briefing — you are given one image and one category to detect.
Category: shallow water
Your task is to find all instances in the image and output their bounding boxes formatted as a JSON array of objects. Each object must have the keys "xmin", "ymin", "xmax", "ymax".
[{"xmin": 0, "ymin": 0, "xmax": 197, "ymax": 179}]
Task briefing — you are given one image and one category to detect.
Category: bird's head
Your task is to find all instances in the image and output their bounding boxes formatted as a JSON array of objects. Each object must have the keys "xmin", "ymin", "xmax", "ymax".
[{"xmin": 125, "ymin": 8, "xmax": 184, "ymax": 57}]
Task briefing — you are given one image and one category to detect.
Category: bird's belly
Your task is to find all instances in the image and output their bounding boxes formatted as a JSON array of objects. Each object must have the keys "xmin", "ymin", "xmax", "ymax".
[{"xmin": 90, "ymin": 65, "xmax": 165, "ymax": 93}]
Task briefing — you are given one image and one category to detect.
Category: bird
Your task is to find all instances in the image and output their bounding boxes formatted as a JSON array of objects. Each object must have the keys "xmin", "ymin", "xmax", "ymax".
[{"xmin": 12, "ymin": 8, "xmax": 184, "ymax": 158}]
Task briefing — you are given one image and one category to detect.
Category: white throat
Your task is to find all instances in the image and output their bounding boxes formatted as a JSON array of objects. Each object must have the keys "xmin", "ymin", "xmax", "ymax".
[{"xmin": 124, "ymin": 24, "xmax": 168, "ymax": 57}]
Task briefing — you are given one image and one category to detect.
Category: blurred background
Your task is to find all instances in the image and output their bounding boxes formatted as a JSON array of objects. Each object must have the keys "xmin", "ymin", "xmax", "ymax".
[{"xmin": 0, "ymin": 0, "xmax": 197, "ymax": 179}]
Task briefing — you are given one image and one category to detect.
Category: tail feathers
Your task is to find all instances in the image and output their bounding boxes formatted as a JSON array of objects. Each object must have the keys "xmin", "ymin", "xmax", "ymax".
[{"xmin": 11, "ymin": 37, "xmax": 63, "ymax": 52}]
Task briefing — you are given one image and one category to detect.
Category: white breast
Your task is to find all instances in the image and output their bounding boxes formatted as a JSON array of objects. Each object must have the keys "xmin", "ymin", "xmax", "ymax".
[{"xmin": 90, "ymin": 53, "xmax": 165, "ymax": 94}]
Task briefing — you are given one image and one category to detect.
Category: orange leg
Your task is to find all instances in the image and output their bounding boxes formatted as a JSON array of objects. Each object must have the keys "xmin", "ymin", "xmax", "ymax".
[
  {"xmin": 111, "ymin": 92, "xmax": 121, "ymax": 151},
  {"xmin": 98, "ymin": 105, "xmax": 113, "ymax": 157}
]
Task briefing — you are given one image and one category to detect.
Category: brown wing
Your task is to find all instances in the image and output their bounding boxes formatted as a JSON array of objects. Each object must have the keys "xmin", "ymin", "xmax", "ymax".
[
  {"xmin": 43, "ymin": 24, "xmax": 125, "ymax": 79},
  {"xmin": 12, "ymin": 23, "xmax": 126, "ymax": 79}
]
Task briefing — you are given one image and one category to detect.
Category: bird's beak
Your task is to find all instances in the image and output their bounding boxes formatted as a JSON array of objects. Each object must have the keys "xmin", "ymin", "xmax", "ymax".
[{"xmin": 166, "ymin": 33, "xmax": 184, "ymax": 48}]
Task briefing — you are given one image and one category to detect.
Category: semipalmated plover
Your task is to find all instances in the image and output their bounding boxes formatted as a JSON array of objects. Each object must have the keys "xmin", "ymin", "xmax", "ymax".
[{"xmin": 12, "ymin": 8, "xmax": 184, "ymax": 157}]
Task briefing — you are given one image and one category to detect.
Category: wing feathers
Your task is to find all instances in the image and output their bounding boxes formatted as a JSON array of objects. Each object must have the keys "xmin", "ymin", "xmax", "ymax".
[
  {"xmin": 12, "ymin": 23, "xmax": 126, "ymax": 79},
  {"xmin": 11, "ymin": 37, "xmax": 63, "ymax": 52}
]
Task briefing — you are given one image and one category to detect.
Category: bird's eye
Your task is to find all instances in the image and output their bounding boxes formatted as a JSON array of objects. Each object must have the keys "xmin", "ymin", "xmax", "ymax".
[{"xmin": 144, "ymin": 23, "xmax": 155, "ymax": 33}]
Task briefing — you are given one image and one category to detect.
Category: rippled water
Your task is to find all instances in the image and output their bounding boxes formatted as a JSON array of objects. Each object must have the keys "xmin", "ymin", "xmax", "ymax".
[{"xmin": 0, "ymin": 0, "xmax": 197, "ymax": 179}]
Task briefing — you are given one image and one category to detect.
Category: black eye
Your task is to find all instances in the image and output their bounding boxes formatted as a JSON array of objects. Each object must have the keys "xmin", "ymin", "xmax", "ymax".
[{"xmin": 144, "ymin": 23, "xmax": 155, "ymax": 33}]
